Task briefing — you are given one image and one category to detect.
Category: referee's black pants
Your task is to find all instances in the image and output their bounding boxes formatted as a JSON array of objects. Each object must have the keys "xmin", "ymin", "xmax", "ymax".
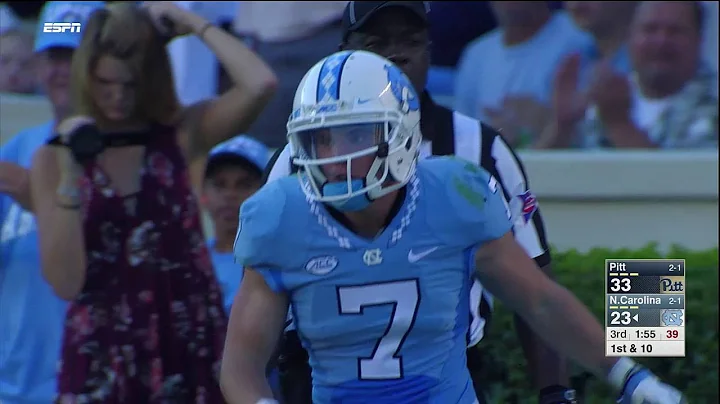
[{"xmin": 277, "ymin": 331, "xmax": 489, "ymax": 404}]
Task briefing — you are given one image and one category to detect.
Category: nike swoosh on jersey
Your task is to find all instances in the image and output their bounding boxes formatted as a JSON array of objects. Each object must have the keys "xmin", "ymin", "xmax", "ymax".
[{"xmin": 407, "ymin": 247, "xmax": 439, "ymax": 263}]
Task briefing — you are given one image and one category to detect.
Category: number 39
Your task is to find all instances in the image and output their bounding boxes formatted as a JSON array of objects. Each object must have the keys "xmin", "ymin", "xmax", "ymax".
[{"xmin": 610, "ymin": 277, "xmax": 631, "ymax": 292}]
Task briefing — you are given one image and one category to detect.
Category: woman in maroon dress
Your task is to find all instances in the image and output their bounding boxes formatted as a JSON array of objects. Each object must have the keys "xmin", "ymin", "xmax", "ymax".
[{"xmin": 28, "ymin": 3, "xmax": 277, "ymax": 403}]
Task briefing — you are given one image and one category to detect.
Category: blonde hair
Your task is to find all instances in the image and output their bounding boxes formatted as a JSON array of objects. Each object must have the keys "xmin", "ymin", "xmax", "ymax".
[{"xmin": 71, "ymin": 3, "xmax": 180, "ymax": 126}]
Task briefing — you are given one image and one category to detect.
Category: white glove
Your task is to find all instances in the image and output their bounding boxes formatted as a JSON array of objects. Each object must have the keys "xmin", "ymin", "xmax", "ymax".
[{"xmin": 609, "ymin": 358, "xmax": 686, "ymax": 404}]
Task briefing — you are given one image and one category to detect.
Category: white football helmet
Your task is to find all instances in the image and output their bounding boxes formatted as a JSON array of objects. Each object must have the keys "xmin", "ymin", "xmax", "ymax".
[{"xmin": 287, "ymin": 50, "xmax": 422, "ymax": 211}]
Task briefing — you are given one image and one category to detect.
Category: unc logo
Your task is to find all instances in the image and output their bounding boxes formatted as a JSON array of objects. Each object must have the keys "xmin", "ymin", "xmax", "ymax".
[
  {"xmin": 661, "ymin": 309, "xmax": 683, "ymax": 326},
  {"xmin": 305, "ymin": 255, "xmax": 339, "ymax": 275},
  {"xmin": 362, "ymin": 248, "xmax": 383, "ymax": 266},
  {"xmin": 384, "ymin": 65, "xmax": 420, "ymax": 113}
]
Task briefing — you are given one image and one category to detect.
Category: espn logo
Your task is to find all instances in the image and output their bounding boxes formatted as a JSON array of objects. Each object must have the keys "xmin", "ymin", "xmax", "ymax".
[{"xmin": 43, "ymin": 22, "xmax": 82, "ymax": 33}]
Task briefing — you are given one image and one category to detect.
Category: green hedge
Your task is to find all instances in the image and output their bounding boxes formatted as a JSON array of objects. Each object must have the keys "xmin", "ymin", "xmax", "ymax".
[{"xmin": 473, "ymin": 245, "xmax": 718, "ymax": 404}]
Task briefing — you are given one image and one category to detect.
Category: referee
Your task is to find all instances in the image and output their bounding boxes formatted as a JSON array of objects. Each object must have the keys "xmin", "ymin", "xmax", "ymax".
[{"xmin": 264, "ymin": 2, "xmax": 574, "ymax": 404}]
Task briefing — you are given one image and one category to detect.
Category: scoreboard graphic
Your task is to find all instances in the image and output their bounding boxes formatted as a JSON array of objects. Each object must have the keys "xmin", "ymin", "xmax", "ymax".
[{"xmin": 605, "ymin": 259, "xmax": 685, "ymax": 357}]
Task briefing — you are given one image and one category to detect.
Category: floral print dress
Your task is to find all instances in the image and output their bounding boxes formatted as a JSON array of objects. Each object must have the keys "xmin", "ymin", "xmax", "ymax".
[{"xmin": 56, "ymin": 127, "xmax": 228, "ymax": 403}]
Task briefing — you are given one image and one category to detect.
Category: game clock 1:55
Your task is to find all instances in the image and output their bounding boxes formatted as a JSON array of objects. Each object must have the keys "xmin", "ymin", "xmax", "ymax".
[{"xmin": 635, "ymin": 329, "xmax": 656, "ymax": 339}]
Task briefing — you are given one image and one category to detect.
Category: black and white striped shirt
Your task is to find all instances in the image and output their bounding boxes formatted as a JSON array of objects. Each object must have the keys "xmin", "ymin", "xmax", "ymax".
[{"xmin": 264, "ymin": 93, "xmax": 551, "ymax": 346}]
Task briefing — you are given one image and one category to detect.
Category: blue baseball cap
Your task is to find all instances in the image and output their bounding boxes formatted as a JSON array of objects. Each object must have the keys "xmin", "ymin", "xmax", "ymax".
[
  {"xmin": 34, "ymin": 1, "xmax": 105, "ymax": 53},
  {"xmin": 0, "ymin": 4, "xmax": 20, "ymax": 36},
  {"xmin": 206, "ymin": 135, "xmax": 271, "ymax": 177}
]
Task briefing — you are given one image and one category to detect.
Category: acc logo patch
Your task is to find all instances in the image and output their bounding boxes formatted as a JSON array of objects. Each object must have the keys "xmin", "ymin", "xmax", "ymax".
[{"xmin": 305, "ymin": 255, "xmax": 339, "ymax": 275}]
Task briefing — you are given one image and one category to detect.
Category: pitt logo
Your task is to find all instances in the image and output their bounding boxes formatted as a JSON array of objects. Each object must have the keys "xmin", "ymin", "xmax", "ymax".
[{"xmin": 660, "ymin": 276, "xmax": 684, "ymax": 293}]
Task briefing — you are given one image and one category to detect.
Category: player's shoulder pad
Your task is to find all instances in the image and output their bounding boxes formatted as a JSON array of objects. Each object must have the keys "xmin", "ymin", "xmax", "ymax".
[
  {"xmin": 443, "ymin": 156, "xmax": 500, "ymax": 214},
  {"xmin": 233, "ymin": 176, "xmax": 301, "ymax": 270},
  {"xmin": 419, "ymin": 156, "xmax": 507, "ymax": 236},
  {"xmin": 418, "ymin": 156, "xmax": 497, "ymax": 205}
]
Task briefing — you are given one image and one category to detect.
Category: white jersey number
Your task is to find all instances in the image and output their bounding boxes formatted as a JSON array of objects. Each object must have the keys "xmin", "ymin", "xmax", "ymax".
[{"xmin": 337, "ymin": 279, "xmax": 420, "ymax": 380}]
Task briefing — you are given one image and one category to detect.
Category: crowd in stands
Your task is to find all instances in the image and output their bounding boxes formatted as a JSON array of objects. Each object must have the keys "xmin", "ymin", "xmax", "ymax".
[{"xmin": 3, "ymin": 1, "xmax": 717, "ymax": 149}]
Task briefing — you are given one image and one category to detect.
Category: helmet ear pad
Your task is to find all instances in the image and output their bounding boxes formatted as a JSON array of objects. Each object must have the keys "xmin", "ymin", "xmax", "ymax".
[{"xmin": 387, "ymin": 126, "xmax": 421, "ymax": 183}]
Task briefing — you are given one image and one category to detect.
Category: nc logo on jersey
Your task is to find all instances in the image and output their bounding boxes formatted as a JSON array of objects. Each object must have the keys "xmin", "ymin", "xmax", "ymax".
[
  {"xmin": 305, "ymin": 255, "xmax": 339, "ymax": 275},
  {"xmin": 384, "ymin": 65, "xmax": 420, "ymax": 112},
  {"xmin": 363, "ymin": 248, "xmax": 383, "ymax": 266}
]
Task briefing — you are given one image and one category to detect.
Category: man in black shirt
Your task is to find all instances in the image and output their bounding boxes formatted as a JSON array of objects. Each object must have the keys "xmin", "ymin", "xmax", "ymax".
[{"xmin": 265, "ymin": 3, "xmax": 574, "ymax": 403}]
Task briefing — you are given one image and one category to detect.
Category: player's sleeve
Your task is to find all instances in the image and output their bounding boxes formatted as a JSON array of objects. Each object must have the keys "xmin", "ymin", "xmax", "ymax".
[
  {"xmin": 262, "ymin": 144, "xmax": 292, "ymax": 184},
  {"xmin": 232, "ymin": 186, "xmax": 287, "ymax": 293},
  {"xmin": 480, "ymin": 126, "xmax": 552, "ymax": 267},
  {"xmin": 447, "ymin": 159, "xmax": 513, "ymax": 245}
]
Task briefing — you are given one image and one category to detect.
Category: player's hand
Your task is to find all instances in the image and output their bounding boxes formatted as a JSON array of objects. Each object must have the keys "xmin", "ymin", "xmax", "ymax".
[
  {"xmin": 0, "ymin": 161, "xmax": 32, "ymax": 211},
  {"xmin": 618, "ymin": 369, "xmax": 686, "ymax": 404}
]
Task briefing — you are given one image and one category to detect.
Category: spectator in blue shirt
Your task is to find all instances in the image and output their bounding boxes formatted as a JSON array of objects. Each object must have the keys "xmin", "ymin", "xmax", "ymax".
[
  {"xmin": 201, "ymin": 135, "xmax": 269, "ymax": 314},
  {"xmin": 0, "ymin": 2, "xmax": 105, "ymax": 403},
  {"xmin": 200, "ymin": 134, "xmax": 283, "ymax": 397},
  {"xmin": 454, "ymin": 1, "xmax": 588, "ymax": 148}
]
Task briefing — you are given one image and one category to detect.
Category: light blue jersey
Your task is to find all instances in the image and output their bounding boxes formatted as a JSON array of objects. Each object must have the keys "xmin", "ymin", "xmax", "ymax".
[
  {"xmin": 234, "ymin": 157, "xmax": 513, "ymax": 404},
  {"xmin": 0, "ymin": 122, "xmax": 67, "ymax": 404}
]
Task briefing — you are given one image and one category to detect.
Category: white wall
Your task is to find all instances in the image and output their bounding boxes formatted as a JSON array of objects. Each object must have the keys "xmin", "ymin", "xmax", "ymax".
[{"xmin": 519, "ymin": 150, "xmax": 719, "ymax": 252}]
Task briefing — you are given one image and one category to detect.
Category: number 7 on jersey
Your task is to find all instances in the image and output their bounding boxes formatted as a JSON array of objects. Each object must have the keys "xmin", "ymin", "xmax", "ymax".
[{"xmin": 337, "ymin": 279, "xmax": 421, "ymax": 380}]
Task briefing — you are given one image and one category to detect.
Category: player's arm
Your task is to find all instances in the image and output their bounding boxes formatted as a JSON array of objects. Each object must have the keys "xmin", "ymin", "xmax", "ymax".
[
  {"xmin": 474, "ymin": 233, "xmax": 611, "ymax": 376},
  {"xmin": 220, "ymin": 267, "xmax": 288, "ymax": 403},
  {"xmin": 516, "ymin": 261, "xmax": 569, "ymax": 393},
  {"xmin": 462, "ymin": 164, "xmax": 684, "ymax": 403},
  {"xmin": 473, "ymin": 236, "xmax": 686, "ymax": 402},
  {"xmin": 481, "ymin": 130, "xmax": 568, "ymax": 392},
  {"xmin": 223, "ymin": 184, "xmax": 290, "ymax": 403}
]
